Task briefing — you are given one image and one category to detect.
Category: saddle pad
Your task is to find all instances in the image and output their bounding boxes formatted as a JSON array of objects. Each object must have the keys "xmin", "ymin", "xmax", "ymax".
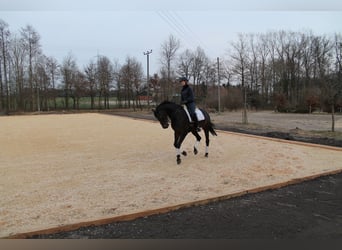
[
  {"xmin": 183, "ymin": 106, "xmax": 205, "ymax": 122},
  {"xmin": 195, "ymin": 108, "xmax": 205, "ymax": 121}
]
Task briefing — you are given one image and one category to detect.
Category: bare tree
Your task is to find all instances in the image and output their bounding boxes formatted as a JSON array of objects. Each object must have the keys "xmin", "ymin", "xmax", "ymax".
[
  {"xmin": 327, "ymin": 33, "xmax": 342, "ymax": 132},
  {"xmin": 33, "ymin": 55, "xmax": 49, "ymax": 111},
  {"xmin": 111, "ymin": 59, "xmax": 121, "ymax": 108},
  {"xmin": 256, "ymin": 33, "xmax": 271, "ymax": 106},
  {"xmin": 230, "ymin": 33, "xmax": 250, "ymax": 124},
  {"xmin": 301, "ymin": 31, "xmax": 315, "ymax": 104},
  {"xmin": 2, "ymin": 17, "xmax": 342, "ymax": 116},
  {"xmin": 10, "ymin": 34, "xmax": 27, "ymax": 110},
  {"xmin": 280, "ymin": 31, "xmax": 302, "ymax": 106},
  {"xmin": 97, "ymin": 55, "xmax": 114, "ymax": 109},
  {"xmin": 20, "ymin": 25, "xmax": 41, "ymax": 111},
  {"xmin": 335, "ymin": 33, "xmax": 342, "ymax": 81},
  {"xmin": 60, "ymin": 53, "xmax": 77, "ymax": 110},
  {"xmin": 119, "ymin": 56, "xmax": 143, "ymax": 110},
  {"xmin": 84, "ymin": 60, "xmax": 98, "ymax": 109},
  {"xmin": 72, "ymin": 71, "xmax": 86, "ymax": 109},
  {"xmin": 190, "ymin": 46, "xmax": 208, "ymax": 94},
  {"xmin": 177, "ymin": 49, "xmax": 193, "ymax": 80},
  {"xmin": 159, "ymin": 34, "xmax": 180, "ymax": 100},
  {"xmin": 0, "ymin": 19, "xmax": 11, "ymax": 112},
  {"xmin": 248, "ymin": 34, "xmax": 259, "ymax": 92},
  {"xmin": 46, "ymin": 56, "xmax": 59, "ymax": 109}
]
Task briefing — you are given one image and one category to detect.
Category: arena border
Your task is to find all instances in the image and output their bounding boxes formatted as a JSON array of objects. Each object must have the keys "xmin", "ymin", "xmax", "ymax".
[{"xmin": 5, "ymin": 167, "xmax": 342, "ymax": 239}]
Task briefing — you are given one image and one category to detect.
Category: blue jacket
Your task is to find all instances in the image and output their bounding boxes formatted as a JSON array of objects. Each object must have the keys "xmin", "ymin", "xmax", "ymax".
[{"xmin": 181, "ymin": 84, "xmax": 194, "ymax": 105}]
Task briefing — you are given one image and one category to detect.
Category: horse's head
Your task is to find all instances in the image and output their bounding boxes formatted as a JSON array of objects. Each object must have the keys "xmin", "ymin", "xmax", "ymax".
[{"xmin": 152, "ymin": 107, "xmax": 169, "ymax": 129}]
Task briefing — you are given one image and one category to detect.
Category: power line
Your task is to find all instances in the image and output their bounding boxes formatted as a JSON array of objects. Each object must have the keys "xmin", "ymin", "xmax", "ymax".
[
  {"xmin": 163, "ymin": 11, "xmax": 189, "ymax": 38},
  {"xmin": 156, "ymin": 10, "xmax": 197, "ymax": 50},
  {"xmin": 157, "ymin": 10, "xmax": 231, "ymax": 85},
  {"xmin": 172, "ymin": 11, "xmax": 231, "ymax": 78},
  {"xmin": 171, "ymin": 11, "xmax": 208, "ymax": 51},
  {"xmin": 173, "ymin": 11, "xmax": 232, "ymax": 77}
]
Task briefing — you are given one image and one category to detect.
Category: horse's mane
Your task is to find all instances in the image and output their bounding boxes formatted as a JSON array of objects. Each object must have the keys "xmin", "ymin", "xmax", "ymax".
[
  {"xmin": 158, "ymin": 100, "xmax": 181, "ymax": 108},
  {"xmin": 159, "ymin": 100, "xmax": 175, "ymax": 105}
]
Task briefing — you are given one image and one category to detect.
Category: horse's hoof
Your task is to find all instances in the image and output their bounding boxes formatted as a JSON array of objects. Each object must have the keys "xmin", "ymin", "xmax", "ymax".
[
  {"xmin": 194, "ymin": 147, "xmax": 198, "ymax": 155},
  {"xmin": 177, "ymin": 155, "xmax": 181, "ymax": 164},
  {"xmin": 205, "ymin": 153, "xmax": 208, "ymax": 157},
  {"xmin": 182, "ymin": 151, "xmax": 187, "ymax": 156}
]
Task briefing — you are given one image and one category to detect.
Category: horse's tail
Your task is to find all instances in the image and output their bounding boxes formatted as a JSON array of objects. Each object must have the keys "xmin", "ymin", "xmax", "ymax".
[{"xmin": 209, "ymin": 122, "xmax": 217, "ymax": 136}]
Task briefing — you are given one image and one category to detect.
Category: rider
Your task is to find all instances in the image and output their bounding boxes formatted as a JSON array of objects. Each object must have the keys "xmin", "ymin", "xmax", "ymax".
[{"xmin": 179, "ymin": 76, "xmax": 200, "ymax": 132}]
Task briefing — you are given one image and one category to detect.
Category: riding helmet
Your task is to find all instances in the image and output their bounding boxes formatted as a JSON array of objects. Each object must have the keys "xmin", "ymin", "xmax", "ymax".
[{"xmin": 179, "ymin": 76, "xmax": 188, "ymax": 82}]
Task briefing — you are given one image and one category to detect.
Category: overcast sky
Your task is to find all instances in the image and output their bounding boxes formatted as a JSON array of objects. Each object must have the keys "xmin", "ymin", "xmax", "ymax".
[{"xmin": 1, "ymin": 0, "xmax": 342, "ymax": 74}]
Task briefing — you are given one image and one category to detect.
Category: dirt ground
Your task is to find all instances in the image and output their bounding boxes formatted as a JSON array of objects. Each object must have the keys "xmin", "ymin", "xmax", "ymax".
[{"xmin": 1, "ymin": 110, "xmax": 342, "ymax": 239}]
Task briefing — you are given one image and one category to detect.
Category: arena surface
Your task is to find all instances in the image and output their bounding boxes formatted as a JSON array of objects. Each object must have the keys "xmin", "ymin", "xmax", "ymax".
[{"xmin": 0, "ymin": 113, "xmax": 341, "ymax": 238}]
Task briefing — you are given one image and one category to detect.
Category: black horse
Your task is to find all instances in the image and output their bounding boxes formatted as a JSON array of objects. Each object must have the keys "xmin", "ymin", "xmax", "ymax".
[{"xmin": 153, "ymin": 101, "xmax": 217, "ymax": 164}]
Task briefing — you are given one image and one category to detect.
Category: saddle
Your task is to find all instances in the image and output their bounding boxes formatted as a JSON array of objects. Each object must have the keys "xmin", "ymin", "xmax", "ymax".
[{"xmin": 182, "ymin": 106, "xmax": 205, "ymax": 122}]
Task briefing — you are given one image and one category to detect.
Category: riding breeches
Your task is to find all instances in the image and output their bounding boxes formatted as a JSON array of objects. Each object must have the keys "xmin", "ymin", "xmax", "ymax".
[{"xmin": 186, "ymin": 102, "xmax": 196, "ymax": 121}]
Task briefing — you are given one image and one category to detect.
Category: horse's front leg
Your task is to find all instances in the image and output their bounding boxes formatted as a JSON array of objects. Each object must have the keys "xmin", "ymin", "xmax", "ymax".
[
  {"xmin": 204, "ymin": 129, "xmax": 210, "ymax": 157},
  {"xmin": 191, "ymin": 129, "xmax": 201, "ymax": 155},
  {"xmin": 174, "ymin": 132, "xmax": 187, "ymax": 165}
]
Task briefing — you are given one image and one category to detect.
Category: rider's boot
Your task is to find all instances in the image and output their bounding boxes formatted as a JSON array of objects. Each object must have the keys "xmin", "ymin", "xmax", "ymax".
[{"xmin": 191, "ymin": 114, "xmax": 201, "ymax": 132}]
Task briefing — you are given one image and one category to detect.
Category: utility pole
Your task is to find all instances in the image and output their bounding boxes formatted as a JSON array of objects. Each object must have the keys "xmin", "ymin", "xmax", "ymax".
[
  {"xmin": 217, "ymin": 57, "xmax": 221, "ymax": 114},
  {"xmin": 144, "ymin": 49, "xmax": 152, "ymax": 109}
]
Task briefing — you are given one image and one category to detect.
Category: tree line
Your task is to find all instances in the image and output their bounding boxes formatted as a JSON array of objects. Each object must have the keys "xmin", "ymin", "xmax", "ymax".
[{"xmin": 0, "ymin": 18, "xmax": 341, "ymax": 115}]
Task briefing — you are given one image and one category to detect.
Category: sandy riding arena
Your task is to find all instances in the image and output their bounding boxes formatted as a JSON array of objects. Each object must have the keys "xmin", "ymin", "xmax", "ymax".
[{"xmin": 1, "ymin": 113, "xmax": 342, "ymax": 238}]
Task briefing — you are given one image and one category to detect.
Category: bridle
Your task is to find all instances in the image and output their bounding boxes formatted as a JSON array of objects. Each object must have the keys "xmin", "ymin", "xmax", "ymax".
[{"xmin": 153, "ymin": 109, "xmax": 169, "ymax": 129}]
